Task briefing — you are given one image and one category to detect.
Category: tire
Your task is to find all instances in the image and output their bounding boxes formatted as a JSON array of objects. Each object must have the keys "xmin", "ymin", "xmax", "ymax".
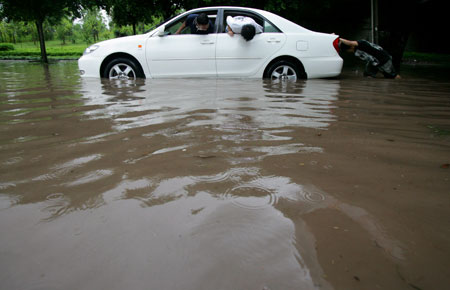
[
  {"xmin": 103, "ymin": 57, "xmax": 144, "ymax": 80},
  {"xmin": 264, "ymin": 60, "xmax": 304, "ymax": 81}
]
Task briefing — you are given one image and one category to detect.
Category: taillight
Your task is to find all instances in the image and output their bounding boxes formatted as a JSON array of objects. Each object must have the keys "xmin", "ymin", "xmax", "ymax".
[{"xmin": 333, "ymin": 37, "xmax": 340, "ymax": 53}]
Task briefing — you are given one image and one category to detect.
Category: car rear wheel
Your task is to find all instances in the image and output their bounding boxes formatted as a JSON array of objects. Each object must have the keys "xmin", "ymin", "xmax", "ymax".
[
  {"xmin": 103, "ymin": 58, "xmax": 144, "ymax": 80},
  {"xmin": 264, "ymin": 60, "xmax": 303, "ymax": 81}
]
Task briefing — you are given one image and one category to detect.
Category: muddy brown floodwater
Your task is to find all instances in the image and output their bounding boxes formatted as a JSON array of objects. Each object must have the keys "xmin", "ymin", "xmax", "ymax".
[{"xmin": 0, "ymin": 60, "xmax": 449, "ymax": 290}]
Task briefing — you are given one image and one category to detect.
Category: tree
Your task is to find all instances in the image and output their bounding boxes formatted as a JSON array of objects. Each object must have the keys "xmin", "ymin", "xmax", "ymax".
[
  {"xmin": 0, "ymin": 0, "xmax": 89, "ymax": 62},
  {"xmin": 0, "ymin": 20, "xmax": 16, "ymax": 43},
  {"xmin": 107, "ymin": 0, "xmax": 156, "ymax": 35},
  {"xmin": 15, "ymin": 22, "xmax": 36, "ymax": 43},
  {"xmin": 56, "ymin": 17, "xmax": 73, "ymax": 45},
  {"xmin": 154, "ymin": 0, "xmax": 184, "ymax": 20},
  {"xmin": 81, "ymin": 8, "xmax": 106, "ymax": 43},
  {"xmin": 72, "ymin": 23, "xmax": 84, "ymax": 43}
]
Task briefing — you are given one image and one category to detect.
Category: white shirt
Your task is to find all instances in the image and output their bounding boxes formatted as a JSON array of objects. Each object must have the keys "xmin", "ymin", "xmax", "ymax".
[{"xmin": 226, "ymin": 16, "xmax": 263, "ymax": 34}]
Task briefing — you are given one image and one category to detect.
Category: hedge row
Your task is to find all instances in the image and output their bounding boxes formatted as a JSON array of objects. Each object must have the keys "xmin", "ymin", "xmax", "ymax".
[
  {"xmin": 0, "ymin": 56, "xmax": 80, "ymax": 60},
  {"xmin": 0, "ymin": 48, "xmax": 83, "ymax": 56},
  {"xmin": 0, "ymin": 43, "xmax": 15, "ymax": 51},
  {"xmin": 0, "ymin": 51, "xmax": 82, "ymax": 56}
]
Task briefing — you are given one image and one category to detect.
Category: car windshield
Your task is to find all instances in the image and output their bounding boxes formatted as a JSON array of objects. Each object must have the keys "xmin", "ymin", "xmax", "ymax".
[{"xmin": 143, "ymin": 12, "xmax": 182, "ymax": 34}]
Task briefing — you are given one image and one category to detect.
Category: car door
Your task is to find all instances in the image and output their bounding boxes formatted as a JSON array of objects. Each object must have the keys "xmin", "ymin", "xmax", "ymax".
[
  {"xmin": 216, "ymin": 11, "xmax": 286, "ymax": 77},
  {"xmin": 145, "ymin": 10, "xmax": 218, "ymax": 78}
]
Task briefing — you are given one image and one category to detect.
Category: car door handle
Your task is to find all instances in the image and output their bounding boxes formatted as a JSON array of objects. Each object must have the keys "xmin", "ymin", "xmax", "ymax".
[
  {"xmin": 201, "ymin": 40, "xmax": 214, "ymax": 45},
  {"xmin": 267, "ymin": 38, "xmax": 281, "ymax": 43}
]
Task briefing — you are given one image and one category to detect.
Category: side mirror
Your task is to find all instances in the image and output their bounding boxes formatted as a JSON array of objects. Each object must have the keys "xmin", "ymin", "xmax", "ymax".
[{"xmin": 156, "ymin": 25, "xmax": 165, "ymax": 37}]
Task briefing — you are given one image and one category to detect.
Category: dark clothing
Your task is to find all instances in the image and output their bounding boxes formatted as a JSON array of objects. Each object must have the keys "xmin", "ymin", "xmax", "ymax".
[
  {"xmin": 185, "ymin": 14, "xmax": 214, "ymax": 34},
  {"xmin": 357, "ymin": 40, "xmax": 391, "ymax": 65},
  {"xmin": 355, "ymin": 40, "xmax": 397, "ymax": 78}
]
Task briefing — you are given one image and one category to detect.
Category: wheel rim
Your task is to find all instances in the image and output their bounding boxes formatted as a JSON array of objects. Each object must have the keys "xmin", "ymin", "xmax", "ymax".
[
  {"xmin": 271, "ymin": 65, "xmax": 297, "ymax": 81},
  {"xmin": 109, "ymin": 63, "xmax": 136, "ymax": 80}
]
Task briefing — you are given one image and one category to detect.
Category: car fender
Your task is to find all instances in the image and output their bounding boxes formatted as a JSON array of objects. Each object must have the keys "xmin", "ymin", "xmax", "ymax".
[
  {"xmin": 254, "ymin": 32, "xmax": 342, "ymax": 79},
  {"xmin": 98, "ymin": 35, "xmax": 150, "ymax": 78}
]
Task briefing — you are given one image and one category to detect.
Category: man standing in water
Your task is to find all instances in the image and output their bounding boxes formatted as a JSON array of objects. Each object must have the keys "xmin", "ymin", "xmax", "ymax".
[{"xmin": 339, "ymin": 38, "xmax": 401, "ymax": 79}]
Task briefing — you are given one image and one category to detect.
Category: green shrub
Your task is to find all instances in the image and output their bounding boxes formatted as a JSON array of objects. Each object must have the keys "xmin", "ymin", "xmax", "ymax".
[
  {"xmin": 0, "ymin": 46, "xmax": 83, "ymax": 57},
  {"xmin": 0, "ymin": 43, "xmax": 15, "ymax": 51}
]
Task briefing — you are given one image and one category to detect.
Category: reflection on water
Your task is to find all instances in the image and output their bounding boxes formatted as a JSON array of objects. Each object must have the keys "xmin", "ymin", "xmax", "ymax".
[
  {"xmin": 82, "ymin": 77, "xmax": 338, "ymax": 130},
  {"xmin": 1, "ymin": 61, "xmax": 449, "ymax": 290}
]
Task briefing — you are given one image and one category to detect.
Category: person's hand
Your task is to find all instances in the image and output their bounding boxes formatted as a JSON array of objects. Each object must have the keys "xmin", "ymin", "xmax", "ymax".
[
  {"xmin": 227, "ymin": 25, "xmax": 234, "ymax": 37},
  {"xmin": 175, "ymin": 22, "xmax": 186, "ymax": 34}
]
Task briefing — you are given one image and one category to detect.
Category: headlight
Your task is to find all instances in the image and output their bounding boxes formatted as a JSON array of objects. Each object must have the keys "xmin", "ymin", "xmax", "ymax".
[{"xmin": 83, "ymin": 45, "xmax": 99, "ymax": 55}]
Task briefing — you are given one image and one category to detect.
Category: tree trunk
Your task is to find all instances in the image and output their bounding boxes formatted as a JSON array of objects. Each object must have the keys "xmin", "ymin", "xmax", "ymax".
[
  {"xmin": 132, "ymin": 23, "xmax": 136, "ymax": 35},
  {"xmin": 35, "ymin": 20, "xmax": 48, "ymax": 63}
]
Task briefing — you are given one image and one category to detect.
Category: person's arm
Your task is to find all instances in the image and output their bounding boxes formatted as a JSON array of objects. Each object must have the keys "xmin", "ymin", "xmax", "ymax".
[
  {"xmin": 254, "ymin": 23, "xmax": 263, "ymax": 34},
  {"xmin": 175, "ymin": 22, "xmax": 186, "ymax": 34},
  {"xmin": 339, "ymin": 38, "xmax": 358, "ymax": 48},
  {"xmin": 227, "ymin": 25, "xmax": 234, "ymax": 36}
]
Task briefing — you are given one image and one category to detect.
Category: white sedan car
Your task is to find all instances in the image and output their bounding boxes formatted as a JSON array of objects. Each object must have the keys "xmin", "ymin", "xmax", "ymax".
[{"xmin": 78, "ymin": 6, "xmax": 343, "ymax": 81}]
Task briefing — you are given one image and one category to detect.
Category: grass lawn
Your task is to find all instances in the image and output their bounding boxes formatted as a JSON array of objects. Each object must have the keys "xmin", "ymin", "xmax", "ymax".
[{"xmin": 0, "ymin": 40, "xmax": 92, "ymax": 60}]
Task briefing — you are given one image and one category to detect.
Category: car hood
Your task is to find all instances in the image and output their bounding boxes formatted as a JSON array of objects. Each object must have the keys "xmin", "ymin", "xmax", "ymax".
[{"xmin": 94, "ymin": 34, "xmax": 147, "ymax": 47}]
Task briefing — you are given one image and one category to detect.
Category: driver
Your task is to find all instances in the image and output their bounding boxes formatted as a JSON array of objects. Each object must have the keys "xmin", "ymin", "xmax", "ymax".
[{"xmin": 175, "ymin": 13, "xmax": 214, "ymax": 35}]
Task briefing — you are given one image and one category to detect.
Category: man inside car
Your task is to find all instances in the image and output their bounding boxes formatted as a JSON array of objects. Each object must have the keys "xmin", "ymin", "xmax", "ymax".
[{"xmin": 175, "ymin": 13, "xmax": 214, "ymax": 35}]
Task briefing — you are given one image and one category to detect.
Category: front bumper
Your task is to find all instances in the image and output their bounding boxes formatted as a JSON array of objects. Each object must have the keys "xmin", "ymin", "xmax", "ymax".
[{"xmin": 78, "ymin": 54, "xmax": 104, "ymax": 78}]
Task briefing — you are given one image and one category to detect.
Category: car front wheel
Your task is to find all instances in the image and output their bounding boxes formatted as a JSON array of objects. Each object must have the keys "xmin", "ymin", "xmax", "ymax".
[
  {"xmin": 103, "ymin": 58, "xmax": 144, "ymax": 80},
  {"xmin": 265, "ymin": 60, "xmax": 303, "ymax": 81}
]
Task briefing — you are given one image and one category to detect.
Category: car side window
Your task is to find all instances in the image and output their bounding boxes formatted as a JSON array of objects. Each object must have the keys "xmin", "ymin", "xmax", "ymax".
[
  {"xmin": 165, "ymin": 11, "xmax": 218, "ymax": 35},
  {"xmin": 264, "ymin": 21, "xmax": 281, "ymax": 33},
  {"xmin": 166, "ymin": 16, "xmax": 188, "ymax": 35},
  {"xmin": 223, "ymin": 12, "xmax": 263, "ymax": 33}
]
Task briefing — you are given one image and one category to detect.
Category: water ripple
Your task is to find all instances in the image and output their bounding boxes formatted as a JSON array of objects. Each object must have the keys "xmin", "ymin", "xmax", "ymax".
[
  {"xmin": 64, "ymin": 169, "xmax": 114, "ymax": 187},
  {"xmin": 225, "ymin": 185, "xmax": 278, "ymax": 210},
  {"xmin": 190, "ymin": 167, "xmax": 260, "ymax": 183}
]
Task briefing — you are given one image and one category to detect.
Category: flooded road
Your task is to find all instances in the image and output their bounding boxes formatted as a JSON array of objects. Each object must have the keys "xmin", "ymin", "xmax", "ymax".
[{"xmin": 0, "ymin": 61, "xmax": 449, "ymax": 290}]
